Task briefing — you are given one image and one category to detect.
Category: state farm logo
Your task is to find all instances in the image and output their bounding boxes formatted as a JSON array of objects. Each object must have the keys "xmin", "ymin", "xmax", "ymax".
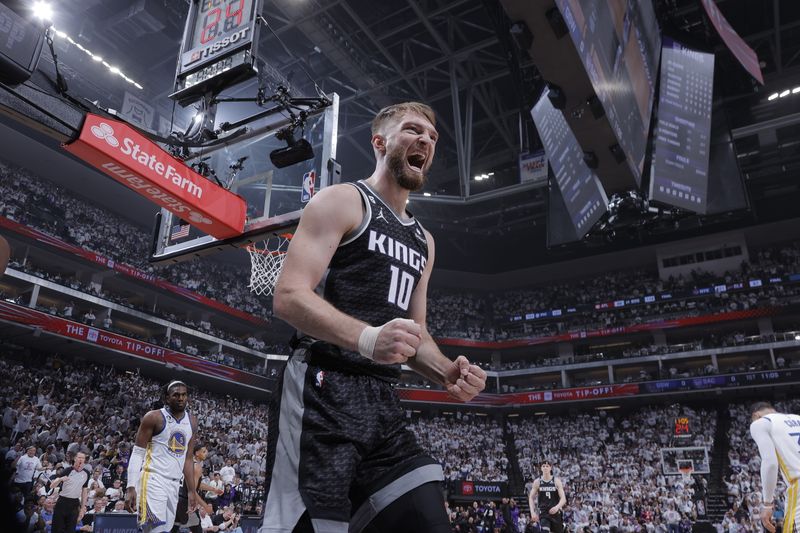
[
  {"xmin": 91, "ymin": 123, "xmax": 119, "ymax": 147},
  {"xmin": 87, "ymin": 119, "xmax": 207, "ymax": 204}
]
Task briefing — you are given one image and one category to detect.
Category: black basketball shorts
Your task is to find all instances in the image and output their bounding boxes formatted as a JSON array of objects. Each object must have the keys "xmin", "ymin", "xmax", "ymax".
[
  {"xmin": 541, "ymin": 510, "xmax": 564, "ymax": 533},
  {"xmin": 259, "ymin": 348, "xmax": 443, "ymax": 533}
]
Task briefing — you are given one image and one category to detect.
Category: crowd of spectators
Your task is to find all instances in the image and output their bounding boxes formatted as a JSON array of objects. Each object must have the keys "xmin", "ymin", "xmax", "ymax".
[
  {"xmin": 409, "ymin": 414, "xmax": 509, "ymax": 484},
  {"xmin": 5, "ymin": 344, "xmax": 799, "ymax": 533},
  {"xmin": 1, "ymin": 350, "xmax": 269, "ymax": 532},
  {"xmin": 723, "ymin": 399, "xmax": 800, "ymax": 533},
  {"xmin": 0, "ymin": 160, "xmax": 272, "ymax": 321},
  {"xmin": 447, "ymin": 499, "xmax": 531, "ymax": 532},
  {"xmin": 4, "ymin": 158, "xmax": 800, "ymax": 355},
  {"xmin": 428, "ymin": 239, "xmax": 800, "ymax": 341},
  {"xmin": 509, "ymin": 404, "xmax": 715, "ymax": 533}
]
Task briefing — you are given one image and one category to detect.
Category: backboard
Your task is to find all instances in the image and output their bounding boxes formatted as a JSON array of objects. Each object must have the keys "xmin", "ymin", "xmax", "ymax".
[
  {"xmin": 150, "ymin": 93, "xmax": 339, "ymax": 263},
  {"xmin": 660, "ymin": 446, "xmax": 709, "ymax": 475}
]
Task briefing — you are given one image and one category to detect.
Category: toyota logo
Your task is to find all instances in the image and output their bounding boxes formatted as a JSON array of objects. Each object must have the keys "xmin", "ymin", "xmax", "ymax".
[{"xmin": 91, "ymin": 122, "xmax": 119, "ymax": 147}]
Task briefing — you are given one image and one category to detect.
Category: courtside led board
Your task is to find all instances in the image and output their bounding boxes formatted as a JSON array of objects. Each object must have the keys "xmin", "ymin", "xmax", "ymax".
[{"xmin": 171, "ymin": 0, "xmax": 263, "ymax": 104}]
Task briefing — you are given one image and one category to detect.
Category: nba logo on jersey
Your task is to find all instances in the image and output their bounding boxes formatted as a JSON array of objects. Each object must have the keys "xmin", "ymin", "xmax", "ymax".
[
  {"xmin": 167, "ymin": 431, "xmax": 187, "ymax": 456},
  {"xmin": 301, "ymin": 170, "xmax": 315, "ymax": 203}
]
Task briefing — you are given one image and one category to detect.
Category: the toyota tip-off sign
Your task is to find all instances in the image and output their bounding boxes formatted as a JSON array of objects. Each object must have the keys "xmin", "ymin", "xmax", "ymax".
[{"xmin": 63, "ymin": 113, "xmax": 246, "ymax": 240}]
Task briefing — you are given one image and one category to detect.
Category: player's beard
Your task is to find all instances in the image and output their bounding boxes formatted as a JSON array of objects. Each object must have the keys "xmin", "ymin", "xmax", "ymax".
[{"xmin": 386, "ymin": 146, "xmax": 427, "ymax": 192}]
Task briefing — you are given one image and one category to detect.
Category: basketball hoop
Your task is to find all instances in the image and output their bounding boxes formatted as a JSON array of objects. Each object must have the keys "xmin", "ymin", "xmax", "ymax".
[
  {"xmin": 678, "ymin": 464, "xmax": 694, "ymax": 482},
  {"xmin": 246, "ymin": 234, "xmax": 291, "ymax": 296}
]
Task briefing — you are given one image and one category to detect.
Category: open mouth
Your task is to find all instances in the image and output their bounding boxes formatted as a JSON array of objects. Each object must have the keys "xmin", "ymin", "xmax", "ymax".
[{"xmin": 407, "ymin": 153, "xmax": 426, "ymax": 172}]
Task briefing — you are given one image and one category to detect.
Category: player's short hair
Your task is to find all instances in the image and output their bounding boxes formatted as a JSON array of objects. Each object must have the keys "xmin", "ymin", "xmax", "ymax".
[
  {"xmin": 193, "ymin": 443, "xmax": 206, "ymax": 454},
  {"xmin": 371, "ymin": 102, "xmax": 436, "ymax": 136},
  {"xmin": 751, "ymin": 401, "xmax": 774, "ymax": 415}
]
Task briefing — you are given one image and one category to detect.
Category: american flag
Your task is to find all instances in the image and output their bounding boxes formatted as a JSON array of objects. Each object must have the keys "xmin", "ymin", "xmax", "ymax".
[{"xmin": 171, "ymin": 222, "xmax": 190, "ymax": 240}]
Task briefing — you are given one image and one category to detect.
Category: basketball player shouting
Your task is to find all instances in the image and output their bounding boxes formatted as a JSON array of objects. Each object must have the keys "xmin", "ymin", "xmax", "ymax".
[
  {"xmin": 264, "ymin": 102, "xmax": 487, "ymax": 533},
  {"xmin": 750, "ymin": 402, "xmax": 800, "ymax": 533},
  {"xmin": 125, "ymin": 380, "xmax": 198, "ymax": 533},
  {"xmin": 528, "ymin": 460, "xmax": 566, "ymax": 533}
]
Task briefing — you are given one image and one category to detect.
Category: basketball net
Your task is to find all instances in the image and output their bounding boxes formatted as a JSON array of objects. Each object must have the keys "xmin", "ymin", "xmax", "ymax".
[
  {"xmin": 246, "ymin": 234, "xmax": 291, "ymax": 296},
  {"xmin": 679, "ymin": 465, "xmax": 694, "ymax": 483}
]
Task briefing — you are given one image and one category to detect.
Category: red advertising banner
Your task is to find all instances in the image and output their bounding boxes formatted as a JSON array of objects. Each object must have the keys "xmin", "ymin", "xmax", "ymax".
[
  {"xmin": 438, "ymin": 307, "xmax": 777, "ymax": 349},
  {"xmin": 63, "ymin": 113, "xmax": 246, "ymax": 239},
  {"xmin": 395, "ymin": 383, "xmax": 640, "ymax": 406},
  {"xmin": 0, "ymin": 301, "xmax": 268, "ymax": 388},
  {"xmin": 700, "ymin": 0, "xmax": 764, "ymax": 84},
  {"xmin": 0, "ymin": 216, "xmax": 267, "ymax": 326}
]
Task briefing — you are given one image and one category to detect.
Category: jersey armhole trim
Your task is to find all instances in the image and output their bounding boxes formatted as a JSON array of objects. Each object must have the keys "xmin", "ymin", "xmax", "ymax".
[{"xmin": 340, "ymin": 182, "xmax": 371, "ymax": 247}]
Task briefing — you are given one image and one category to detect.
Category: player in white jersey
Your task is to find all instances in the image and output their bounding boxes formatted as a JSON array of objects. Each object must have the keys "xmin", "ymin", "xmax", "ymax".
[
  {"xmin": 750, "ymin": 402, "xmax": 800, "ymax": 533},
  {"xmin": 125, "ymin": 380, "xmax": 198, "ymax": 532}
]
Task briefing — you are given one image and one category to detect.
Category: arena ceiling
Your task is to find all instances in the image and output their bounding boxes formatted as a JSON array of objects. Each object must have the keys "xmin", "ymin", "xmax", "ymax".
[{"xmin": 4, "ymin": 0, "xmax": 800, "ymax": 272}]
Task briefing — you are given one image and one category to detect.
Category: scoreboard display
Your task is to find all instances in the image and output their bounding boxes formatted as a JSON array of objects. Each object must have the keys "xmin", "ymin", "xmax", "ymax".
[
  {"xmin": 171, "ymin": 0, "xmax": 262, "ymax": 104},
  {"xmin": 190, "ymin": 0, "xmax": 255, "ymax": 49},
  {"xmin": 674, "ymin": 416, "xmax": 691, "ymax": 437},
  {"xmin": 532, "ymin": 90, "xmax": 609, "ymax": 239}
]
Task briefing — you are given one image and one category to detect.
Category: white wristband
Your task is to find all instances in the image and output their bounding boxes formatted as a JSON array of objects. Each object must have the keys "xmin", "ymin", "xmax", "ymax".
[{"xmin": 358, "ymin": 325, "xmax": 383, "ymax": 360}]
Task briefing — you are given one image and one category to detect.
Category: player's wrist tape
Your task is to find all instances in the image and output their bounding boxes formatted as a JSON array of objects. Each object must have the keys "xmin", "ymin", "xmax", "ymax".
[
  {"xmin": 126, "ymin": 446, "xmax": 145, "ymax": 489},
  {"xmin": 358, "ymin": 325, "xmax": 384, "ymax": 360}
]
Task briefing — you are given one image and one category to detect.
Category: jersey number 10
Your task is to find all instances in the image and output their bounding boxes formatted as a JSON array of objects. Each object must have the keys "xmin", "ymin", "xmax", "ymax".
[{"xmin": 388, "ymin": 265, "xmax": 414, "ymax": 311}]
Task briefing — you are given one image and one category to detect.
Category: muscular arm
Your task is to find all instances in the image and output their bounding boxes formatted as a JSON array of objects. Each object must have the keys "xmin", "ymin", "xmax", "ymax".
[
  {"xmin": 273, "ymin": 185, "xmax": 367, "ymax": 351},
  {"xmin": 750, "ymin": 418, "xmax": 778, "ymax": 503},
  {"xmin": 406, "ymin": 231, "xmax": 486, "ymax": 399},
  {"xmin": 133, "ymin": 410, "xmax": 162, "ymax": 449},
  {"xmin": 528, "ymin": 479, "xmax": 540, "ymax": 519},
  {"xmin": 554, "ymin": 478, "xmax": 567, "ymax": 512},
  {"xmin": 125, "ymin": 410, "xmax": 162, "ymax": 511}
]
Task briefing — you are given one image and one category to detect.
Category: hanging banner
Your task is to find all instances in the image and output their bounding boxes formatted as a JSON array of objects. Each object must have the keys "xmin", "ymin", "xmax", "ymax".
[{"xmin": 519, "ymin": 150, "xmax": 547, "ymax": 185}]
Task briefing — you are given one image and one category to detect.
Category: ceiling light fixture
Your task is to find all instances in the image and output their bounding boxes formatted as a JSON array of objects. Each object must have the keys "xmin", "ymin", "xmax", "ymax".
[
  {"xmin": 32, "ymin": 1, "xmax": 53, "ymax": 22},
  {"xmin": 47, "ymin": 25, "xmax": 144, "ymax": 90},
  {"xmin": 780, "ymin": 89, "xmax": 790, "ymax": 98}
]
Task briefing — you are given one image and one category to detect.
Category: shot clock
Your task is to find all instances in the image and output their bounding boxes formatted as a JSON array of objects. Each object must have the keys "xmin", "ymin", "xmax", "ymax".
[{"xmin": 171, "ymin": 0, "xmax": 262, "ymax": 104}]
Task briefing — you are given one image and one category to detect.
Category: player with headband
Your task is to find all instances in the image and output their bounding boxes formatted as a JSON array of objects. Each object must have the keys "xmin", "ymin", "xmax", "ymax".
[{"xmin": 126, "ymin": 380, "xmax": 198, "ymax": 533}]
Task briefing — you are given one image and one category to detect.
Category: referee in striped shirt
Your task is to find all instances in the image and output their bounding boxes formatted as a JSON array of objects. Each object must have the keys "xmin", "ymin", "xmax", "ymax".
[{"xmin": 50, "ymin": 451, "xmax": 91, "ymax": 533}]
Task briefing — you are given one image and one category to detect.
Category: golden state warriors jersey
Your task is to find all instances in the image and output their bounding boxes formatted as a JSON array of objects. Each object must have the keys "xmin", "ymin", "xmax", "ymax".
[
  {"xmin": 144, "ymin": 407, "xmax": 193, "ymax": 480},
  {"xmin": 762, "ymin": 413, "xmax": 800, "ymax": 483}
]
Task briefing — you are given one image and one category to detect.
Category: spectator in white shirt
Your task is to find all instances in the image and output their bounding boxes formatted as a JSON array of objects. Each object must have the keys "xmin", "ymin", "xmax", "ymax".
[
  {"xmin": 219, "ymin": 459, "xmax": 236, "ymax": 485},
  {"xmin": 13, "ymin": 445, "xmax": 43, "ymax": 497}
]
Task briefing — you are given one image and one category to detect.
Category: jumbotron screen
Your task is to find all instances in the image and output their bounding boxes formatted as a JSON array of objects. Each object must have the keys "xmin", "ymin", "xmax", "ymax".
[
  {"xmin": 532, "ymin": 92, "xmax": 608, "ymax": 239},
  {"xmin": 649, "ymin": 41, "xmax": 715, "ymax": 214},
  {"xmin": 555, "ymin": 0, "xmax": 661, "ymax": 186}
]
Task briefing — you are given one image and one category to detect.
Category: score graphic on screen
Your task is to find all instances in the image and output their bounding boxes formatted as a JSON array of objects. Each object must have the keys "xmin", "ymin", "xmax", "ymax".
[
  {"xmin": 171, "ymin": 0, "xmax": 262, "ymax": 104},
  {"xmin": 674, "ymin": 416, "xmax": 691, "ymax": 438},
  {"xmin": 649, "ymin": 41, "xmax": 714, "ymax": 214},
  {"xmin": 191, "ymin": 0, "xmax": 253, "ymax": 49}
]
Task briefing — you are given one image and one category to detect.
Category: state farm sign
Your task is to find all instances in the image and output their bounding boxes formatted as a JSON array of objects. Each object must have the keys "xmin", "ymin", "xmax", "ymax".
[{"xmin": 64, "ymin": 114, "xmax": 245, "ymax": 239}]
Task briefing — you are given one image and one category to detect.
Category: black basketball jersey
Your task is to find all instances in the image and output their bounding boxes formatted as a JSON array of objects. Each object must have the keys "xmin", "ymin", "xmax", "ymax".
[
  {"xmin": 301, "ymin": 180, "xmax": 429, "ymax": 378},
  {"xmin": 537, "ymin": 477, "xmax": 559, "ymax": 511}
]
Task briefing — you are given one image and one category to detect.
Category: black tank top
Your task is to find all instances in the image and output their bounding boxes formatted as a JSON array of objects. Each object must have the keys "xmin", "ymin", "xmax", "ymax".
[
  {"xmin": 537, "ymin": 477, "xmax": 559, "ymax": 511},
  {"xmin": 299, "ymin": 181, "xmax": 429, "ymax": 379}
]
